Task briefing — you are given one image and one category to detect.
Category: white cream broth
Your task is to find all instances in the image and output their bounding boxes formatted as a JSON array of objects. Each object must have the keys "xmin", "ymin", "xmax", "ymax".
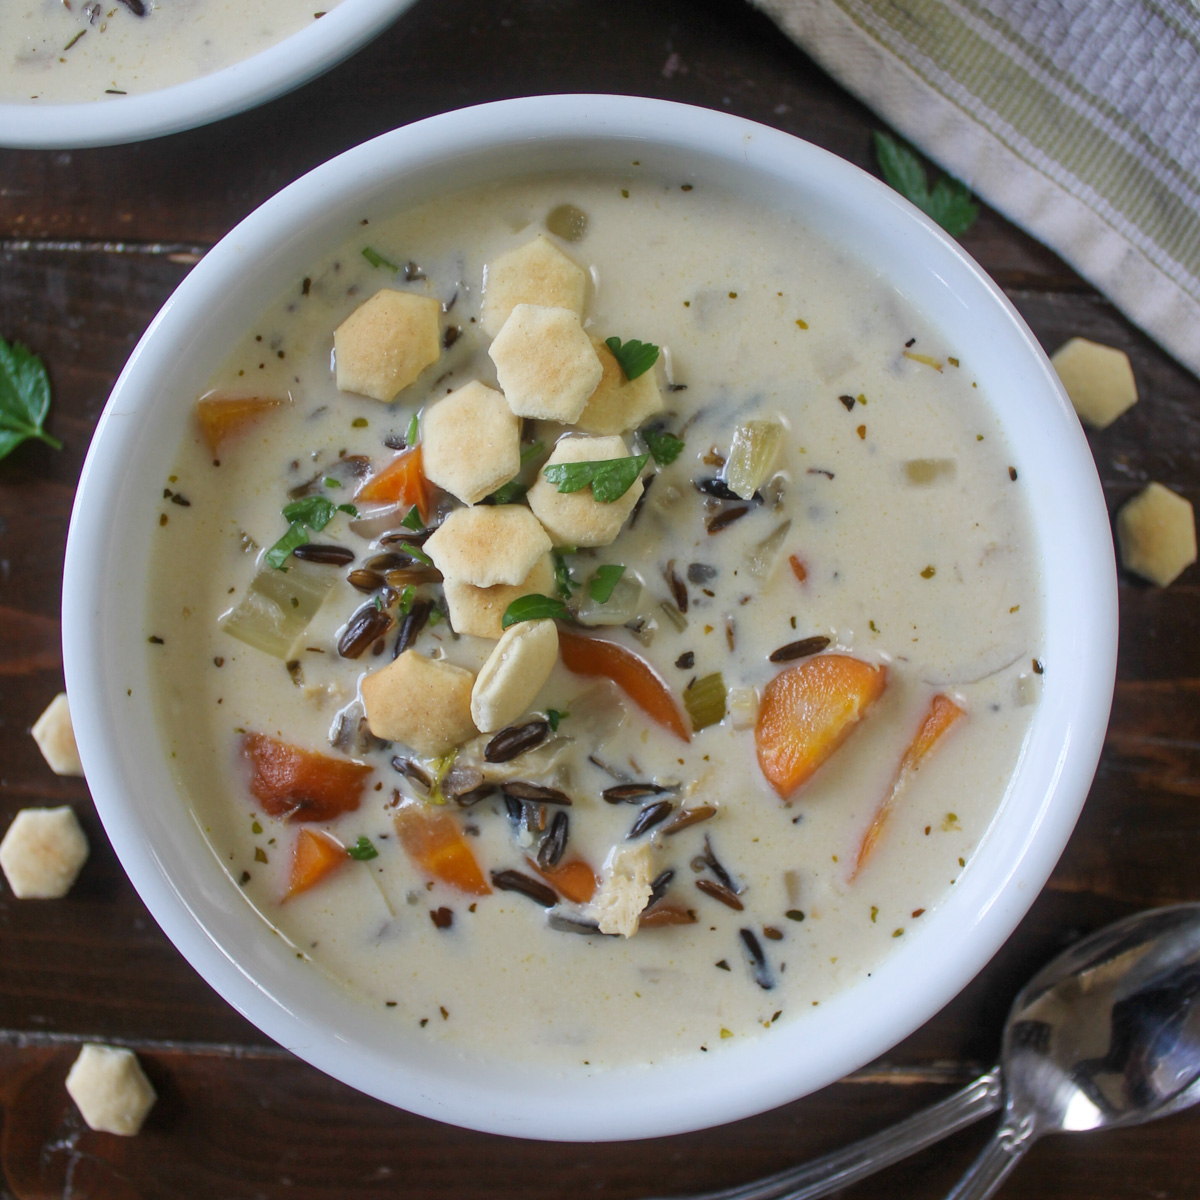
[
  {"xmin": 2, "ymin": 0, "xmax": 338, "ymax": 102},
  {"xmin": 147, "ymin": 173, "xmax": 1042, "ymax": 1067}
]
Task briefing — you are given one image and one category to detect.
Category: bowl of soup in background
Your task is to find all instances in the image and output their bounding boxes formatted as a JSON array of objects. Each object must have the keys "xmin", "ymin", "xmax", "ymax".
[
  {"xmin": 0, "ymin": 0, "xmax": 416, "ymax": 149},
  {"xmin": 62, "ymin": 95, "xmax": 1117, "ymax": 1140}
]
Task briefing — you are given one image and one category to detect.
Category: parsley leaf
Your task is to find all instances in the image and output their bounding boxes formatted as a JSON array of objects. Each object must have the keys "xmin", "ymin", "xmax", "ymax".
[
  {"xmin": 488, "ymin": 480, "xmax": 527, "ymax": 505},
  {"xmin": 553, "ymin": 551, "xmax": 576, "ymax": 598},
  {"xmin": 406, "ymin": 411, "xmax": 420, "ymax": 446},
  {"xmin": 0, "ymin": 338, "xmax": 62, "ymax": 460},
  {"xmin": 873, "ymin": 131, "xmax": 979, "ymax": 237},
  {"xmin": 398, "ymin": 584, "xmax": 415, "ymax": 614},
  {"xmin": 323, "ymin": 476, "xmax": 342, "ymax": 489},
  {"xmin": 642, "ymin": 427, "xmax": 685, "ymax": 467},
  {"xmin": 588, "ymin": 563, "xmax": 626, "ymax": 603},
  {"xmin": 282, "ymin": 495, "xmax": 337, "ymax": 531},
  {"xmin": 362, "ymin": 246, "xmax": 400, "ymax": 271},
  {"xmin": 501, "ymin": 594, "xmax": 568, "ymax": 629},
  {"xmin": 546, "ymin": 708, "xmax": 570, "ymax": 733},
  {"xmin": 401, "ymin": 505, "xmax": 424, "ymax": 531},
  {"xmin": 605, "ymin": 336, "xmax": 660, "ymax": 381},
  {"xmin": 265, "ymin": 522, "xmax": 309, "ymax": 570},
  {"xmin": 348, "ymin": 835, "xmax": 379, "ymax": 861},
  {"xmin": 336, "ymin": 503, "xmax": 358, "ymax": 517},
  {"xmin": 395, "ymin": 540, "xmax": 433, "ymax": 566},
  {"xmin": 542, "ymin": 453, "xmax": 648, "ymax": 503}
]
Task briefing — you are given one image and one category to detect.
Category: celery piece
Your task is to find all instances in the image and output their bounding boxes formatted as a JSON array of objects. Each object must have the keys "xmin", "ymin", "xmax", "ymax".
[
  {"xmin": 904, "ymin": 458, "xmax": 956, "ymax": 485},
  {"xmin": 744, "ymin": 519, "xmax": 792, "ymax": 583},
  {"xmin": 684, "ymin": 672, "xmax": 727, "ymax": 732},
  {"xmin": 220, "ymin": 556, "xmax": 337, "ymax": 658},
  {"xmin": 574, "ymin": 574, "xmax": 643, "ymax": 627},
  {"xmin": 726, "ymin": 419, "xmax": 783, "ymax": 500}
]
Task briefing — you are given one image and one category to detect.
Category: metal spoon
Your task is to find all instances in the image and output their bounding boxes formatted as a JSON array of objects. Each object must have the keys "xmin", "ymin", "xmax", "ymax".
[{"xmin": 653, "ymin": 903, "xmax": 1200, "ymax": 1200}]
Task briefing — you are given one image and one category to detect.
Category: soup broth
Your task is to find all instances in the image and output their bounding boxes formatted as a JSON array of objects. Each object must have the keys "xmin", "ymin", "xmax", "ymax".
[{"xmin": 147, "ymin": 172, "xmax": 1042, "ymax": 1067}]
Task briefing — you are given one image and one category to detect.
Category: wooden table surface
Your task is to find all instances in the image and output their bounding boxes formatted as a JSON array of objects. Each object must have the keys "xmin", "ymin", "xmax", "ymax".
[{"xmin": 1, "ymin": 0, "xmax": 1198, "ymax": 1196}]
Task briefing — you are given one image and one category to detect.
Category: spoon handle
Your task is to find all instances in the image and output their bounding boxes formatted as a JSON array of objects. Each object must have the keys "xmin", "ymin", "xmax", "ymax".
[
  {"xmin": 656, "ymin": 1067, "xmax": 1003, "ymax": 1200},
  {"xmin": 943, "ymin": 1113, "xmax": 1037, "ymax": 1200}
]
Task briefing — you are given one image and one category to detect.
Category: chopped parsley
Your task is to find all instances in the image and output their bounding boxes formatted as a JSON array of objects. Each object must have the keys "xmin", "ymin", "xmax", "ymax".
[
  {"xmin": 348, "ymin": 835, "xmax": 379, "ymax": 861},
  {"xmin": 542, "ymin": 453, "xmax": 648, "ymax": 503},
  {"xmin": 546, "ymin": 708, "xmax": 570, "ymax": 733},
  {"xmin": 553, "ymin": 551, "xmax": 576, "ymax": 598},
  {"xmin": 362, "ymin": 247, "xmax": 400, "ymax": 271},
  {"xmin": 268, "ymin": 497, "xmax": 355, "ymax": 569},
  {"xmin": 406, "ymin": 411, "xmax": 420, "ymax": 446},
  {"xmin": 401, "ymin": 505, "xmax": 424, "ymax": 531},
  {"xmin": 605, "ymin": 336, "xmax": 659, "ymax": 381},
  {"xmin": 501, "ymin": 594, "xmax": 568, "ymax": 629},
  {"xmin": 642, "ymin": 427, "xmax": 685, "ymax": 467},
  {"xmin": 589, "ymin": 563, "xmax": 626, "ymax": 603}
]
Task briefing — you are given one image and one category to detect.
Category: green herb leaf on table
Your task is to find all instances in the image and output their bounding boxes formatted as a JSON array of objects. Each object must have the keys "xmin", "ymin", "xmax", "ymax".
[
  {"xmin": 348, "ymin": 835, "xmax": 379, "ymax": 861},
  {"xmin": 546, "ymin": 709, "xmax": 569, "ymax": 733},
  {"xmin": 605, "ymin": 336, "xmax": 660, "ymax": 381},
  {"xmin": 642, "ymin": 427, "xmax": 685, "ymax": 467},
  {"xmin": 873, "ymin": 131, "xmax": 979, "ymax": 237},
  {"xmin": 542, "ymin": 454, "xmax": 649, "ymax": 503},
  {"xmin": 0, "ymin": 338, "xmax": 62, "ymax": 460},
  {"xmin": 362, "ymin": 247, "xmax": 400, "ymax": 272},
  {"xmin": 265, "ymin": 522, "xmax": 309, "ymax": 570},
  {"xmin": 501, "ymin": 594, "xmax": 568, "ymax": 630},
  {"xmin": 589, "ymin": 563, "xmax": 626, "ymax": 603}
]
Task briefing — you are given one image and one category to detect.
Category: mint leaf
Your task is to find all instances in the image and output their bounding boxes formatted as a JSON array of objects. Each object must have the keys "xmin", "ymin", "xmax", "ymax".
[
  {"xmin": 282, "ymin": 495, "xmax": 336, "ymax": 531},
  {"xmin": 873, "ymin": 130, "xmax": 979, "ymax": 237},
  {"xmin": 0, "ymin": 338, "xmax": 62, "ymax": 459},
  {"xmin": 589, "ymin": 563, "xmax": 625, "ymax": 603},
  {"xmin": 265, "ymin": 522, "xmax": 309, "ymax": 570},
  {"xmin": 401, "ymin": 505, "xmax": 424, "ymax": 531},
  {"xmin": 605, "ymin": 336, "xmax": 659, "ymax": 381},
  {"xmin": 553, "ymin": 551, "xmax": 576, "ymax": 598},
  {"xmin": 362, "ymin": 247, "xmax": 400, "ymax": 271},
  {"xmin": 642, "ymin": 427, "xmax": 684, "ymax": 467},
  {"xmin": 501, "ymin": 594, "xmax": 568, "ymax": 629},
  {"xmin": 546, "ymin": 708, "xmax": 569, "ymax": 733},
  {"xmin": 348, "ymin": 835, "xmax": 379, "ymax": 861},
  {"xmin": 927, "ymin": 177, "xmax": 980, "ymax": 237},
  {"xmin": 542, "ymin": 453, "xmax": 649, "ymax": 504}
]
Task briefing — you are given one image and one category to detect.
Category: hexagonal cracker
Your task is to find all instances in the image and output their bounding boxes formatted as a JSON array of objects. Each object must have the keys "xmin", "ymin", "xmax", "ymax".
[
  {"xmin": 334, "ymin": 289, "xmax": 441, "ymax": 402},
  {"xmin": 575, "ymin": 336, "xmax": 664, "ymax": 434},
  {"xmin": 31, "ymin": 692, "xmax": 83, "ymax": 776},
  {"xmin": 424, "ymin": 504, "xmax": 552, "ymax": 588},
  {"xmin": 481, "ymin": 235, "xmax": 587, "ymax": 337},
  {"xmin": 1116, "ymin": 482, "xmax": 1197, "ymax": 587},
  {"xmin": 0, "ymin": 806, "xmax": 89, "ymax": 899},
  {"xmin": 1051, "ymin": 337, "xmax": 1138, "ymax": 429},
  {"xmin": 421, "ymin": 382, "xmax": 520, "ymax": 505},
  {"xmin": 471, "ymin": 619, "xmax": 559, "ymax": 732},
  {"xmin": 443, "ymin": 554, "xmax": 555, "ymax": 640},
  {"xmin": 527, "ymin": 434, "xmax": 644, "ymax": 548},
  {"xmin": 488, "ymin": 305, "xmax": 602, "ymax": 424},
  {"xmin": 65, "ymin": 1044, "xmax": 157, "ymax": 1136},
  {"xmin": 361, "ymin": 651, "xmax": 477, "ymax": 755}
]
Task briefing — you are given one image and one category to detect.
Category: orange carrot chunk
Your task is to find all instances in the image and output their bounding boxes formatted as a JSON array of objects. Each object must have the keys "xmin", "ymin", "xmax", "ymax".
[
  {"xmin": 395, "ymin": 805, "xmax": 492, "ymax": 895},
  {"xmin": 194, "ymin": 394, "xmax": 284, "ymax": 453},
  {"xmin": 852, "ymin": 693, "xmax": 965, "ymax": 879},
  {"xmin": 529, "ymin": 856, "xmax": 598, "ymax": 904},
  {"xmin": 755, "ymin": 654, "xmax": 887, "ymax": 799},
  {"xmin": 356, "ymin": 446, "xmax": 430, "ymax": 522},
  {"xmin": 558, "ymin": 630, "xmax": 690, "ymax": 742},
  {"xmin": 285, "ymin": 828, "xmax": 349, "ymax": 900},
  {"xmin": 241, "ymin": 733, "xmax": 372, "ymax": 822}
]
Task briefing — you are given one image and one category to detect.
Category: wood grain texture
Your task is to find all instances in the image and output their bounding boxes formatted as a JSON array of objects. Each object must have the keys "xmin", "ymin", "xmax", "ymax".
[{"xmin": 0, "ymin": 0, "xmax": 1198, "ymax": 1195}]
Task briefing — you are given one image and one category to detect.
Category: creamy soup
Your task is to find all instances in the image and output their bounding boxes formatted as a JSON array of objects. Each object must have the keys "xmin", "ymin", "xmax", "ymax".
[
  {"xmin": 2, "ymin": 0, "xmax": 342, "ymax": 103},
  {"xmin": 147, "ymin": 173, "xmax": 1043, "ymax": 1067}
]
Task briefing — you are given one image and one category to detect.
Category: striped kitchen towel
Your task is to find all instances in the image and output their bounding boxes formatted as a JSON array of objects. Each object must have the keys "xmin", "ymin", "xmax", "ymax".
[{"xmin": 751, "ymin": 0, "xmax": 1200, "ymax": 381}]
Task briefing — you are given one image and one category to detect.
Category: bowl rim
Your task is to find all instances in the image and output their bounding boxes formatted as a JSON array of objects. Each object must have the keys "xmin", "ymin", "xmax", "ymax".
[
  {"xmin": 0, "ymin": 0, "xmax": 413, "ymax": 149},
  {"xmin": 62, "ymin": 94, "xmax": 1118, "ymax": 1140}
]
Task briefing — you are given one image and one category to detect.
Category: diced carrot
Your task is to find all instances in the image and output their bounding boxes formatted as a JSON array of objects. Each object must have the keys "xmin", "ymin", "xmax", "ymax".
[
  {"xmin": 528, "ymin": 856, "xmax": 598, "ymax": 904},
  {"xmin": 284, "ymin": 828, "xmax": 349, "ymax": 900},
  {"xmin": 755, "ymin": 655, "xmax": 887, "ymax": 799},
  {"xmin": 639, "ymin": 903, "xmax": 698, "ymax": 929},
  {"xmin": 395, "ymin": 805, "xmax": 491, "ymax": 895},
  {"xmin": 558, "ymin": 630, "xmax": 690, "ymax": 742},
  {"xmin": 241, "ymin": 733, "xmax": 372, "ymax": 822},
  {"xmin": 789, "ymin": 554, "xmax": 808, "ymax": 583},
  {"xmin": 852, "ymin": 693, "xmax": 965, "ymax": 879},
  {"xmin": 356, "ymin": 446, "xmax": 430, "ymax": 522},
  {"xmin": 194, "ymin": 394, "xmax": 284, "ymax": 452}
]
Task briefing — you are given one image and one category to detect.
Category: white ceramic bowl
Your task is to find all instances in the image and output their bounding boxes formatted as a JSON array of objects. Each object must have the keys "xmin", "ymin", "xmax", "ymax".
[
  {"xmin": 0, "ymin": 0, "xmax": 414, "ymax": 149},
  {"xmin": 63, "ymin": 95, "xmax": 1117, "ymax": 1141}
]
